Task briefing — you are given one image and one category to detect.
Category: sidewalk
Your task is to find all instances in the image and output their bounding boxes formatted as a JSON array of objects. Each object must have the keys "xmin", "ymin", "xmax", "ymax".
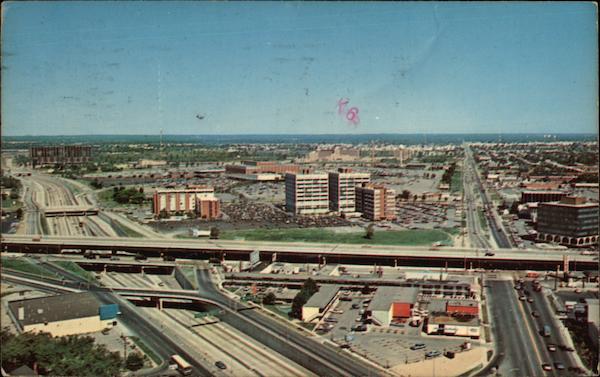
[{"xmin": 391, "ymin": 347, "xmax": 487, "ymax": 377}]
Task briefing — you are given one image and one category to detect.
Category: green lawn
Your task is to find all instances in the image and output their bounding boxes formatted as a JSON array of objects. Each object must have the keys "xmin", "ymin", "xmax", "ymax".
[
  {"xmin": 221, "ymin": 228, "xmax": 452, "ymax": 246},
  {"xmin": 52, "ymin": 261, "xmax": 96, "ymax": 282},
  {"xmin": 450, "ymin": 169, "xmax": 463, "ymax": 193},
  {"xmin": 477, "ymin": 211, "xmax": 489, "ymax": 231},
  {"xmin": 1, "ymin": 257, "xmax": 59, "ymax": 278},
  {"xmin": 128, "ymin": 336, "xmax": 161, "ymax": 365},
  {"xmin": 1, "ymin": 198, "xmax": 22, "ymax": 211},
  {"xmin": 97, "ymin": 189, "xmax": 125, "ymax": 208}
]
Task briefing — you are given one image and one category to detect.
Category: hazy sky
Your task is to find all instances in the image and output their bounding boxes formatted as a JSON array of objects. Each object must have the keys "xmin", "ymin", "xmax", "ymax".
[{"xmin": 2, "ymin": 2, "xmax": 597, "ymax": 136}]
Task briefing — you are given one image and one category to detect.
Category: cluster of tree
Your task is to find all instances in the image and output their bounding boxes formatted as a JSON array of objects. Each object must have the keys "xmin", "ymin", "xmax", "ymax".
[
  {"xmin": 262, "ymin": 292, "xmax": 276, "ymax": 305},
  {"xmin": 90, "ymin": 179, "xmax": 103, "ymax": 189},
  {"xmin": 1, "ymin": 176, "xmax": 21, "ymax": 190},
  {"xmin": 125, "ymin": 352, "xmax": 145, "ymax": 371},
  {"xmin": 290, "ymin": 278, "xmax": 318, "ymax": 319},
  {"xmin": 440, "ymin": 163, "xmax": 457, "ymax": 185},
  {"xmin": 399, "ymin": 190, "xmax": 411, "ymax": 200},
  {"xmin": 112, "ymin": 186, "xmax": 145, "ymax": 204},
  {"xmin": 0, "ymin": 330, "xmax": 122, "ymax": 377}
]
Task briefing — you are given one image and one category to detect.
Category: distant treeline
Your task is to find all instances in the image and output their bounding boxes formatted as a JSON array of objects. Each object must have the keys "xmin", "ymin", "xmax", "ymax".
[{"xmin": 2, "ymin": 133, "xmax": 597, "ymax": 148}]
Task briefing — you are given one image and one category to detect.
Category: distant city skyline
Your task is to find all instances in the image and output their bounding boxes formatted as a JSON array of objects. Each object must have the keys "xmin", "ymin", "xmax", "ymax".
[{"xmin": 2, "ymin": 2, "xmax": 598, "ymax": 136}]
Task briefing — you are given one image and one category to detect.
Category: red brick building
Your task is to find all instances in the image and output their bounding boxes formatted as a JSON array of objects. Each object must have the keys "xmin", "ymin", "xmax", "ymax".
[{"xmin": 446, "ymin": 300, "xmax": 479, "ymax": 316}]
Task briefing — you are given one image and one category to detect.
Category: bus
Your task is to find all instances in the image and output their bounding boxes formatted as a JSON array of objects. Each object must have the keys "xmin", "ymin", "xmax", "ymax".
[{"xmin": 171, "ymin": 354, "xmax": 192, "ymax": 376}]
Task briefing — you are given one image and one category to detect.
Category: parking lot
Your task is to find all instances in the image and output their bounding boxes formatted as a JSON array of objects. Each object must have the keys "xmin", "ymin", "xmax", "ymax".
[
  {"xmin": 314, "ymin": 289, "xmax": 472, "ymax": 369},
  {"xmin": 395, "ymin": 202, "xmax": 459, "ymax": 230}
]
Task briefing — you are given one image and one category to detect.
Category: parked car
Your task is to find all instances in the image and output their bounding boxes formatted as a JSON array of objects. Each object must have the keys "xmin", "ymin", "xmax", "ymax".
[
  {"xmin": 527, "ymin": 297, "xmax": 534, "ymax": 303},
  {"xmin": 547, "ymin": 344, "xmax": 557, "ymax": 352},
  {"xmin": 558, "ymin": 344, "xmax": 575, "ymax": 352},
  {"xmin": 425, "ymin": 350, "xmax": 441, "ymax": 359},
  {"xmin": 553, "ymin": 362, "xmax": 565, "ymax": 371},
  {"xmin": 541, "ymin": 363, "xmax": 552, "ymax": 371},
  {"xmin": 410, "ymin": 343, "xmax": 426, "ymax": 351},
  {"xmin": 532, "ymin": 311, "xmax": 540, "ymax": 318},
  {"xmin": 215, "ymin": 361, "xmax": 227, "ymax": 370}
]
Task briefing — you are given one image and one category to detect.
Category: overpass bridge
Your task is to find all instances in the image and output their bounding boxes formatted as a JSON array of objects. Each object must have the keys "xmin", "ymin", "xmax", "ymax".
[
  {"xmin": 42, "ymin": 206, "xmax": 99, "ymax": 217},
  {"xmin": 2, "ymin": 234, "xmax": 597, "ymax": 271}
]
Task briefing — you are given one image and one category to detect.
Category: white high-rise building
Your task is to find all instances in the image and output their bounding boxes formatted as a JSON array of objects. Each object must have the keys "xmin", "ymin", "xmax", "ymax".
[
  {"xmin": 285, "ymin": 172, "xmax": 330, "ymax": 215},
  {"xmin": 328, "ymin": 168, "xmax": 370, "ymax": 213}
]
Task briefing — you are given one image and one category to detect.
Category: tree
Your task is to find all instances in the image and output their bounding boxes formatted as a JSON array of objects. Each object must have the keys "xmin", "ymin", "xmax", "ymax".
[
  {"xmin": 9, "ymin": 190, "xmax": 18, "ymax": 200},
  {"xmin": 210, "ymin": 227, "xmax": 220, "ymax": 239},
  {"xmin": 262, "ymin": 292, "xmax": 276, "ymax": 305},
  {"xmin": 361, "ymin": 284, "xmax": 371, "ymax": 294},
  {"xmin": 290, "ymin": 278, "xmax": 319, "ymax": 319},
  {"xmin": 400, "ymin": 190, "xmax": 411, "ymax": 200},
  {"xmin": 509, "ymin": 201, "xmax": 520, "ymax": 215},
  {"xmin": 364, "ymin": 223, "xmax": 375, "ymax": 240},
  {"xmin": 125, "ymin": 352, "xmax": 145, "ymax": 371},
  {"xmin": 15, "ymin": 208, "xmax": 23, "ymax": 219}
]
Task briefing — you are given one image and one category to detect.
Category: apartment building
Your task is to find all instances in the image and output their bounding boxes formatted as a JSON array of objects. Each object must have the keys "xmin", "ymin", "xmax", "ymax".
[
  {"xmin": 355, "ymin": 183, "xmax": 397, "ymax": 221},
  {"xmin": 285, "ymin": 172, "xmax": 329, "ymax": 215},
  {"xmin": 153, "ymin": 186, "xmax": 220, "ymax": 218},
  {"xmin": 328, "ymin": 168, "xmax": 370, "ymax": 213}
]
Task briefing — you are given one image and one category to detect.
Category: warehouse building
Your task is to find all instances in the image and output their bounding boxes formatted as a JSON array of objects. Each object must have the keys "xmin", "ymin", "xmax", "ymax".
[
  {"xmin": 328, "ymin": 168, "xmax": 370, "ymax": 214},
  {"xmin": 8, "ymin": 293, "xmax": 118, "ymax": 337},
  {"xmin": 425, "ymin": 299, "xmax": 481, "ymax": 338},
  {"xmin": 285, "ymin": 171, "xmax": 330, "ymax": 215},
  {"xmin": 537, "ymin": 196, "xmax": 599, "ymax": 247},
  {"xmin": 369, "ymin": 287, "xmax": 419, "ymax": 325},
  {"xmin": 302, "ymin": 285, "xmax": 340, "ymax": 322}
]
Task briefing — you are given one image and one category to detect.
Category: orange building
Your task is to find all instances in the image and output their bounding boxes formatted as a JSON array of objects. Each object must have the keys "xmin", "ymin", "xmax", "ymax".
[{"xmin": 446, "ymin": 300, "xmax": 479, "ymax": 316}]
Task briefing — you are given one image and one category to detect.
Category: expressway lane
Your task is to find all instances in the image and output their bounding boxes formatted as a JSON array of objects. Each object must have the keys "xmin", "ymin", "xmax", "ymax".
[
  {"xmin": 464, "ymin": 145, "xmax": 512, "ymax": 249},
  {"xmin": 195, "ymin": 268, "xmax": 382, "ymax": 377}
]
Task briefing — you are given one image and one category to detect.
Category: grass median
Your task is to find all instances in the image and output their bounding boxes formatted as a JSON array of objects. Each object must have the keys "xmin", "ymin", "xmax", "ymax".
[
  {"xmin": 52, "ymin": 260, "xmax": 96, "ymax": 282},
  {"xmin": 1, "ymin": 257, "xmax": 59, "ymax": 278},
  {"xmin": 220, "ymin": 228, "xmax": 453, "ymax": 246}
]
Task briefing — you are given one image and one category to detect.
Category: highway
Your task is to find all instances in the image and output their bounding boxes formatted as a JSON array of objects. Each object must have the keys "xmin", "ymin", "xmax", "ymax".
[
  {"xmin": 3, "ymin": 235, "xmax": 597, "ymax": 271},
  {"xmin": 462, "ymin": 152, "xmax": 493, "ymax": 250},
  {"xmin": 0, "ymin": 270, "xmax": 212, "ymax": 377},
  {"xmin": 464, "ymin": 145, "xmax": 513, "ymax": 249},
  {"xmin": 195, "ymin": 268, "xmax": 383, "ymax": 377}
]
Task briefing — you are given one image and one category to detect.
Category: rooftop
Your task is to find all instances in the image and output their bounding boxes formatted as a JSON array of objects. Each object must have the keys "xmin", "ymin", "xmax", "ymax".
[
  {"xmin": 369, "ymin": 286, "xmax": 419, "ymax": 311},
  {"xmin": 428, "ymin": 313, "xmax": 480, "ymax": 326},
  {"xmin": 9, "ymin": 292, "xmax": 100, "ymax": 327},
  {"xmin": 304, "ymin": 285, "xmax": 340, "ymax": 310}
]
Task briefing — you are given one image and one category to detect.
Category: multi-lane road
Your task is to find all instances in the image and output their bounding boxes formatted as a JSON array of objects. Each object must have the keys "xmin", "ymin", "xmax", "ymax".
[
  {"xmin": 464, "ymin": 145, "xmax": 513, "ymax": 249},
  {"xmin": 484, "ymin": 278, "xmax": 587, "ymax": 377}
]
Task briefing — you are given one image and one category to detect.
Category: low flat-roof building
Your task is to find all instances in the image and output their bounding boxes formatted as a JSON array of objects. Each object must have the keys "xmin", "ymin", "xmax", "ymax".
[
  {"xmin": 426, "ymin": 313, "xmax": 481, "ymax": 338},
  {"xmin": 302, "ymin": 285, "xmax": 340, "ymax": 322},
  {"xmin": 537, "ymin": 196, "xmax": 599, "ymax": 247},
  {"xmin": 369, "ymin": 287, "xmax": 419, "ymax": 325},
  {"xmin": 7, "ymin": 293, "xmax": 117, "ymax": 337}
]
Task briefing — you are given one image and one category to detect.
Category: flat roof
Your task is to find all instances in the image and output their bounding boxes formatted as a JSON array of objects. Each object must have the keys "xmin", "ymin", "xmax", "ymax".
[
  {"xmin": 370, "ymin": 286, "xmax": 419, "ymax": 311},
  {"xmin": 8, "ymin": 292, "xmax": 100, "ymax": 326},
  {"xmin": 304, "ymin": 285, "xmax": 340, "ymax": 310},
  {"xmin": 429, "ymin": 313, "xmax": 480, "ymax": 326}
]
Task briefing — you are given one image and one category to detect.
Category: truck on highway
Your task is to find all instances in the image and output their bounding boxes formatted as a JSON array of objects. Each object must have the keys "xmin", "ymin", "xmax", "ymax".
[{"xmin": 170, "ymin": 354, "xmax": 192, "ymax": 376}]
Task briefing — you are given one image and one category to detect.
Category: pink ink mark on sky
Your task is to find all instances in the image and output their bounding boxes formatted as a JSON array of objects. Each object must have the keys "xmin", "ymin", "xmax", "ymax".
[{"xmin": 337, "ymin": 98, "xmax": 349, "ymax": 115}]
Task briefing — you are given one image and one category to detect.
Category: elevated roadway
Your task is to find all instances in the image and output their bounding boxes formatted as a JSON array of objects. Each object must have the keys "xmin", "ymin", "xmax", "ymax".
[{"xmin": 2, "ymin": 234, "xmax": 597, "ymax": 271}]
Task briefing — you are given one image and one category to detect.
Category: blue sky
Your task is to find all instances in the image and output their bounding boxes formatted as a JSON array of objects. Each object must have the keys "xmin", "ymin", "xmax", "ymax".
[{"xmin": 1, "ymin": 2, "xmax": 597, "ymax": 135}]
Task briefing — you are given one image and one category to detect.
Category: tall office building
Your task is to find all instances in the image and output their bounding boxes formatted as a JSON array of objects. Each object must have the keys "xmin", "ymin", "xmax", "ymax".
[
  {"xmin": 285, "ymin": 171, "xmax": 329, "ymax": 215},
  {"xmin": 30, "ymin": 145, "xmax": 92, "ymax": 167},
  {"xmin": 537, "ymin": 196, "xmax": 599, "ymax": 247},
  {"xmin": 355, "ymin": 183, "xmax": 397, "ymax": 221},
  {"xmin": 328, "ymin": 168, "xmax": 370, "ymax": 213}
]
